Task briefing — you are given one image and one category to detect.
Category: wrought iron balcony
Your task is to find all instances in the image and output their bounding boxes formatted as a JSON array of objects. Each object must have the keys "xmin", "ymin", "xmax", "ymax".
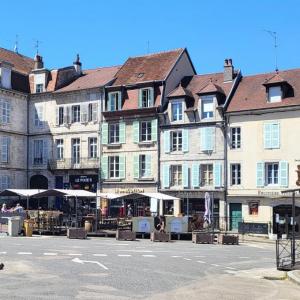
[{"xmin": 48, "ymin": 157, "xmax": 99, "ymax": 170}]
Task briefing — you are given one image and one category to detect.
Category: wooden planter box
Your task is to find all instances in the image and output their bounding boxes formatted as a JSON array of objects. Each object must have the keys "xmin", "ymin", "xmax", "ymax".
[
  {"xmin": 67, "ymin": 228, "xmax": 87, "ymax": 239},
  {"xmin": 150, "ymin": 231, "xmax": 170, "ymax": 242},
  {"xmin": 116, "ymin": 230, "xmax": 136, "ymax": 241},
  {"xmin": 192, "ymin": 232, "xmax": 214, "ymax": 244},
  {"xmin": 222, "ymin": 234, "xmax": 239, "ymax": 245}
]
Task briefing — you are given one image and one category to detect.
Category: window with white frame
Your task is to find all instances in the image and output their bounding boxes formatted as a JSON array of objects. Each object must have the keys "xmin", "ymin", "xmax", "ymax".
[
  {"xmin": 268, "ymin": 86, "xmax": 282, "ymax": 103},
  {"xmin": 35, "ymin": 84, "xmax": 44, "ymax": 93},
  {"xmin": 171, "ymin": 101, "xmax": 183, "ymax": 121},
  {"xmin": 71, "ymin": 138, "xmax": 80, "ymax": 164},
  {"xmin": 55, "ymin": 139, "xmax": 64, "ymax": 160},
  {"xmin": 201, "ymin": 97, "xmax": 214, "ymax": 119},
  {"xmin": 33, "ymin": 140, "xmax": 44, "ymax": 165},
  {"xmin": 171, "ymin": 165, "xmax": 182, "ymax": 187},
  {"xmin": 109, "ymin": 92, "xmax": 121, "ymax": 111},
  {"xmin": 141, "ymin": 88, "xmax": 151, "ymax": 108},
  {"xmin": 88, "ymin": 102, "xmax": 98, "ymax": 122},
  {"xmin": 58, "ymin": 107, "xmax": 64, "ymax": 125},
  {"xmin": 72, "ymin": 105, "xmax": 80, "ymax": 123},
  {"xmin": 34, "ymin": 104, "xmax": 44, "ymax": 128},
  {"xmin": 231, "ymin": 163, "xmax": 241, "ymax": 185},
  {"xmin": 1, "ymin": 100, "xmax": 11, "ymax": 124},
  {"xmin": 200, "ymin": 164, "xmax": 213, "ymax": 186},
  {"xmin": 109, "ymin": 123, "xmax": 120, "ymax": 144},
  {"xmin": 231, "ymin": 127, "xmax": 241, "ymax": 149},
  {"xmin": 88, "ymin": 137, "xmax": 97, "ymax": 158},
  {"xmin": 171, "ymin": 131, "xmax": 182, "ymax": 152},
  {"xmin": 109, "ymin": 156, "xmax": 119, "ymax": 178},
  {"xmin": 0, "ymin": 175, "xmax": 10, "ymax": 190},
  {"xmin": 140, "ymin": 155, "xmax": 147, "ymax": 178},
  {"xmin": 140, "ymin": 121, "xmax": 152, "ymax": 142},
  {"xmin": 266, "ymin": 162, "xmax": 279, "ymax": 185}
]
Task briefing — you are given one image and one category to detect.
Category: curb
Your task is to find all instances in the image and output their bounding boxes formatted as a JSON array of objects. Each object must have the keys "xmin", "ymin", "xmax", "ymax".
[{"xmin": 287, "ymin": 271, "xmax": 300, "ymax": 286}]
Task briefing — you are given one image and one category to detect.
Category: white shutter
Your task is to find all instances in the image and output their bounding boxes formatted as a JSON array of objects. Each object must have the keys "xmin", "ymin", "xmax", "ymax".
[
  {"xmin": 80, "ymin": 104, "xmax": 88, "ymax": 123},
  {"xmin": 92, "ymin": 102, "xmax": 98, "ymax": 122},
  {"xmin": 55, "ymin": 107, "xmax": 59, "ymax": 126}
]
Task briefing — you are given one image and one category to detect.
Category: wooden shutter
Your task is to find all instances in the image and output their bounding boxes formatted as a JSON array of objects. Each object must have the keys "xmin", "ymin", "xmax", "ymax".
[
  {"xmin": 183, "ymin": 164, "xmax": 189, "ymax": 188},
  {"xmin": 280, "ymin": 161, "xmax": 289, "ymax": 187},
  {"xmin": 133, "ymin": 155, "xmax": 140, "ymax": 179},
  {"xmin": 164, "ymin": 131, "xmax": 170, "ymax": 153},
  {"xmin": 66, "ymin": 106, "xmax": 71, "ymax": 124},
  {"xmin": 145, "ymin": 154, "xmax": 151, "ymax": 177},
  {"xmin": 138, "ymin": 89, "xmax": 142, "ymax": 108},
  {"xmin": 119, "ymin": 155, "xmax": 126, "ymax": 179},
  {"xmin": 55, "ymin": 107, "xmax": 59, "ymax": 126},
  {"xmin": 119, "ymin": 122, "xmax": 126, "ymax": 144},
  {"xmin": 182, "ymin": 129, "xmax": 189, "ymax": 153},
  {"xmin": 133, "ymin": 121, "xmax": 140, "ymax": 143},
  {"xmin": 149, "ymin": 87, "xmax": 154, "ymax": 107},
  {"xmin": 80, "ymin": 104, "xmax": 88, "ymax": 123},
  {"xmin": 271, "ymin": 123, "xmax": 280, "ymax": 149},
  {"xmin": 101, "ymin": 156, "xmax": 108, "ymax": 179},
  {"xmin": 42, "ymin": 140, "xmax": 48, "ymax": 165},
  {"xmin": 92, "ymin": 102, "xmax": 98, "ymax": 122},
  {"xmin": 213, "ymin": 162, "xmax": 222, "ymax": 188},
  {"xmin": 201, "ymin": 127, "xmax": 214, "ymax": 151},
  {"xmin": 264, "ymin": 123, "xmax": 272, "ymax": 149},
  {"xmin": 117, "ymin": 92, "xmax": 122, "ymax": 111},
  {"xmin": 192, "ymin": 163, "xmax": 200, "ymax": 188},
  {"xmin": 256, "ymin": 162, "xmax": 264, "ymax": 187},
  {"xmin": 151, "ymin": 119, "xmax": 157, "ymax": 142},
  {"xmin": 101, "ymin": 123, "xmax": 108, "ymax": 145},
  {"xmin": 162, "ymin": 164, "xmax": 170, "ymax": 188}
]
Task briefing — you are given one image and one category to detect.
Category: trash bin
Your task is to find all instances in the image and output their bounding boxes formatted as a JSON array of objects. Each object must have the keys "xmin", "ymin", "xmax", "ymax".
[
  {"xmin": 84, "ymin": 220, "xmax": 92, "ymax": 232},
  {"xmin": 24, "ymin": 219, "xmax": 34, "ymax": 237},
  {"xmin": 8, "ymin": 217, "xmax": 21, "ymax": 237}
]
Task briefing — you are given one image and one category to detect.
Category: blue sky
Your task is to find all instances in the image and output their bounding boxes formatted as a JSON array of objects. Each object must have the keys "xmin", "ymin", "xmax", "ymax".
[{"xmin": 1, "ymin": 0, "xmax": 299, "ymax": 75}]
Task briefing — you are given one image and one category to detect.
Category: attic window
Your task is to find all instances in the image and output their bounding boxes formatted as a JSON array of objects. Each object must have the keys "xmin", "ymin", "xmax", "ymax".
[
  {"xmin": 268, "ymin": 86, "xmax": 282, "ymax": 103},
  {"xmin": 137, "ymin": 73, "xmax": 144, "ymax": 78}
]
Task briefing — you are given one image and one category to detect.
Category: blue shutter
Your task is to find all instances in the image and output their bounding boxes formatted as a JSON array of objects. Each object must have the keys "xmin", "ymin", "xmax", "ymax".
[
  {"xmin": 119, "ymin": 155, "xmax": 126, "ymax": 179},
  {"xmin": 138, "ymin": 89, "xmax": 142, "ymax": 108},
  {"xmin": 101, "ymin": 156, "xmax": 108, "ymax": 179},
  {"xmin": 182, "ymin": 129, "xmax": 189, "ymax": 153},
  {"xmin": 145, "ymin": 154, "xmax": 151, "ymax": 177},
  {"xmin": 133, "ymin": 155, "xmax": 139, "ymax": 178},
  {"xmin": 213, "ymin": 162, "xmax": 222, "ymax": 188},
  {"xmin": 264, "ymin": 123, "xmax": 272, "ymax": 149},
  {"xmin": 151, "ymin": 119, "xmax": 157, "ymax": 142},
  {"xmin": 164, "ymin": 131, "xmax": 170, "ymax": 153},
  {"xmin": 117, "ymin": 92, "xmax": 122, "ymax": 111},
  {"xmin": 201, "ymin": 127, "xmax": 214, "ymax": 151},
  {"xmin": 183, "ymin": 164, "xmax": 189, "ymax": 188},
  {"xmin": 119, "ymin": 122, "xmax": 126, "ymax": 144},
  {"xmin": 192, "ymin": 164, "xmax": 200, "ymax": 188},
  {"xmin": 149, "ymin": 87, "xmax": 154, "ymax": 107},
  {"xmin": 162, "ymin": 164, "xmax": 170, "ymax": 188},
  {"xmin": 280, "ymin": 161, "xmax": 288, "ymax": 187},
  {"xmin": 133, "ymin": 121, "xmax": 139, "ymax": 143},
  {"xmin": 101, "ymin": 123, "xmax": 108, "ymax": 145},
  {"xmin": 272, "ymin": 123, "xmax": 280, "ymax": 149},
  {"xmin": 256, "ymin": 162, "xmax": 264, "ymax": 187}
]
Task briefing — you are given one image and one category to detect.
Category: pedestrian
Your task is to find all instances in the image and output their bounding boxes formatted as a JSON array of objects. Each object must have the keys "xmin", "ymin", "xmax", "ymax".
[
  {"xmin": 127, "ymin": 204, "xmax": 133, "ymax": 218},
  {"xmin": 1, "ymin": 203, "xmax": 8, "ymax": 213},
  {"xmin": 14, "ymin": 203, "xmax": 24, "ymax": 213}
]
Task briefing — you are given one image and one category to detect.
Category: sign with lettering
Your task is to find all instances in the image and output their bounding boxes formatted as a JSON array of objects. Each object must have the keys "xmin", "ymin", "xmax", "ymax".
[
  {"xmin": 69, "ymin": 175, "xmax": 98, "ymax": 192},
  {"xmin": 258, "ymin": 190, "xmax": 280, "ymax": 197},
  {"xmin": 238, "ymin": 222, "xmax": 268, "ymax": 234},
  {"xmin": 116, "ymin": 188, "xmax": 144, "ymax": 194}
]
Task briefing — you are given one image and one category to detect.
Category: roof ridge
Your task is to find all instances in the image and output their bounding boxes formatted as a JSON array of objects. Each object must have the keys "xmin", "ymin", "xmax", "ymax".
[
  {"xmin": 242, "ymin": 67, "xmax": 300, "ymax": 79},
  {"xmin": 192, "ymin": 72, "xmax": 223, "ymax": 78},
  {"xmin": 127, "ymin": 48, "xmax": 184, "ymax": 60},
  {"xmin": 83, "ymin": 65, "xmax": 121, "ymax": 72},
  {"xmin": 0, "ymin": 46, "xmax": 34, "ymax": 62}
]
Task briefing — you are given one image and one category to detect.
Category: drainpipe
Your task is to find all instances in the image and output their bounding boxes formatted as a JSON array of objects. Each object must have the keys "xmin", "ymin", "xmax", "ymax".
[
  {"xmin": 99, "ymin": 87, "xmax": 104, "ymax": 192},
  {"xmin": 26, "ymin": 95, "xmax": 30, "ymax": 188},
  {"xmin": 224, "ymin": 112, "xmax": 228, "ymax": 232}
]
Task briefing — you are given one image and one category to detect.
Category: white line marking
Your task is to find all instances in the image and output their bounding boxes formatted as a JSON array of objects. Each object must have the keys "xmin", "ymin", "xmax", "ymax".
[
  {"xmin": 194, "ymin": 255, "xmax": 205, "ymax": 258},
  {"xmin": 225, "ymin": 270, "xmax": 237, "ymax": 274},
  {"xmin": 211, "ymin": 264, "xmax": 220, "ymax": 267},
  {"xmin": 93, "ymin": 254, "xmax": 107, "ymax": 257},
  {"xmin": 118, "ymin": 254, "xmax": 131, "ymax": 257},
  {"xmin": 225, "ymin": 266, "xmax": 236, "ymax": 270},
  {"xmin": 0, "ymin": 252, "xmax": 7, "ymax": 255},
  {"xmin": 142, "ymin": 255, "xmax": 156, "ymax": 257},
  {"xmin": 239, "ymin": 257, "xmax": 250, "ymax": 259},
  {"xmin": 183, "ymin": 258, "xmax": 192, "ymax": 261},
  {"xmin": 68, "ymin": 253, "xmax": 82, "ymax": 256},
  {"xmin": 171, "ymin": 256, "xmax": 181, "ymax": 258},
  {"xmin": 17, "ymin": 252, "xmax": 32, "ymax": 255},
  {"xmin": 72, "ymin": 257, "xmax": 108, "ymax": 270},
  {"xmin": 43, "ymin": 253, "xmax": 57, "ymax": 256},
  {"xmin": 197, "ymin": 260, "xmax": 206, "ymax": 264}
]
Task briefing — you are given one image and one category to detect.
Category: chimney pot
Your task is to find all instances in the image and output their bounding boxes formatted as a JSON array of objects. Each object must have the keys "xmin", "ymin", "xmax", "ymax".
[
  {"xmin": 224, "ymin": 58, "xmax": 234, "ymax": 82},
  {"xmin": 73, "ymin": 54, "xmax": 82, "ymax": 75},
  {"xmin": 34, "ymin": 54, "xmax": 44, "ymax": 69}
]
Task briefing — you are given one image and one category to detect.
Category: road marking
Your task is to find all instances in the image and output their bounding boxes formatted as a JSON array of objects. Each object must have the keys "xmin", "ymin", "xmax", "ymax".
[
  {"xmin": 118, "ymin": 254, "xmax": 131, "ymax": 257},
  {"xmin": 0, "ymin": 252, "xmax": 7, "ymax": 255},
  {"xmin": 225, "ymin": 270, "xmax": 237, "ymax": 274},
  {"xmin": 142, "ymin": 255, "xmax": 156, "ymax": 258},
  {"xmin": 197, "ymin": 261, "xmax": 206, "ymax": 264},
  {"xmin": 194, "ymin": 255, "xmax": 205, "ymax": 258},
  {"xmin": 239, "ymin": 257, "xmax": 250, "ymax": 259},
  {"xmin": 43, "ymin": 253, "xmax": 57, "ymax": 256},
  {"xmin": 17, "ymin": 252, "xmax": 32, "ymax": 255},
  {"xmin": 117, "ymin": 250, "xmax": 153, "ymax": 253},
  {"xmin": 68, "ymin": 253, "xmax": 82, "ymax": 256},
  {"xmin": 93, "ymin": 254, "xmax": 108, "ymax": 257},
  {"xmin": 171, "ymin": 256, "xmax": 182, "ymax": 258},
  {"xmin": 72, "ymin": 257, "xmax": 108, "ymax": 270},
  {"xmin": 183, "ymin": 258, "xmax": 192, "ymax": 261},
  {"xmin": 225, "ymin": 266, "xmax": 236, "ymax": 270},
  {"xmin": 211, "ymin": 264, "xmax": 220, "ymax": 267}
]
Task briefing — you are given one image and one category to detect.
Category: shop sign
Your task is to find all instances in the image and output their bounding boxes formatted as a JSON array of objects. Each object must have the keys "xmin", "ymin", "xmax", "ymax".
[
  {"xmin": 257, "ymin": 190, "xmax": 280, "ymax": 197},
  {"xmin": 69, "ymin": 175, "xmax": 98, "ymax": 192},
  {"xmin": 116, "ymin": 188, "xmax": 144, "ymax": 194}
]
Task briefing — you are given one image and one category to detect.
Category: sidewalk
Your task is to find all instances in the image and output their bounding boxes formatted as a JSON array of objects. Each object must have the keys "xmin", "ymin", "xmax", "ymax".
[
  {"xmin": 288, "ymin": 270, "xmax": 300, "ymax": 286},
  {"xmin": 239, "ymin": 234, "xmax": 275, "ymax": 244}
]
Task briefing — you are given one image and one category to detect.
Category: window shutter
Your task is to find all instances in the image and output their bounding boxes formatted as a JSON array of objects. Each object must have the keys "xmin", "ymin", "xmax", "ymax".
[
  {"xmin": 182, "ymin": 129, "xmax": 189, "ymax": 153},
  {"xmin": 256, "ymin": 162, "xmax": 265, "ymax": 187},
  {"xmin": 1, "ymin": 137, "xmax": 8, "ymax": 163},
  {"xmin": 80, "ymin": 104, "xmax": 88, "ymax": 123},
  {"xmin": 133, "ymin": 155, "xmax": 139, "ymax": 179},
  {"xmin": 101, "ymin": 123, "xmax": 108, "ymax": 145},
  {"xmin": 7, "ymin": 137, "xmax": 10, "ymax": 162},
  {"xmin": 67, "ymin": 106, "xmax": 71, "ymax": 124},
  {"xmin": 92, "ymin": 102, "xmax": 98, "ymax": 122},
  {"xmin": 264, "ymin": 123, "xmax": 272, "ymax": 149},
  {"xmin": 183, "ymin": 164, "xmax": 189, "ymax": 188},
  {"xmin": 101, "ymin": 156, "xmax": 108, "ymax": 179},
  {"xmin": 162, "ymin": 164, "xmax": 170, "ymax": 188},
  {"xmin": 117, "ymin": 92, "xmax": 122, "ymax": 111},
  {"xmin": 55, "ymin": 107, "xmax": 59, "ymax": 126},
  {"xmin": 133, "ymin": 121, "xmax": 140, "ymax": 143},
  {"xmin": 200, "ymin": 128, "xmax": 207, "ymax": 151},
  {"xmin": 119, "ymin": 121, "xmax": 126, "ymax": 144},
  {"xmin": 149, "ymin": 87, "xmax": 154, "ymax": 107},
  {"xmin": 272, "ymin": 123, "xmax": 280, "ymax": 149},
  {"xmin": 207, "ymin": 127, "xmax": 214, "ymax": 151},
  {"xmin": 42, "ymin": 140, "xmax": 48, "ymax": 165},
  {"xmin": 146, "ymin": 154, "xmax": 151, "ymax": 177},
  {"xmin": 151, "ymin": 119, "xmax": 157, "ymax": 142},
  {"xmin": 107, "ymin": 93, "xmax": 112, "ymax": 112},
  {"xmin": 213, "ymin": 162, "xmax": 222, "ymax": 188},
  {"xmin": 280, "ymin": 161, "xmax": 289, "ymax": 187},
  {"xmin": 138, "ymin": 89, "xmax": 142, "ymax": 108},
  {"xmin": 119, "ymin": 155, "xmax": 126, "ymax": 179},
  {"xmin": 164, "ymin": 131, "xmax": 170, "ymax": 153},
  {"xmin": 192, "ymin": 164, "xmax": 200, "ymax": 188}
]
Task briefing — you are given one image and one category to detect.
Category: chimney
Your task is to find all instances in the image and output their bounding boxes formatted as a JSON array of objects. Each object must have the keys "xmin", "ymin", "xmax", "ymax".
[
  {"xmin": 73, "ymin": 54, "xmax": 82, "ymax": 75},
  {"xmin": 224, "ymin": 58, "xmax": 234, "ymax": 82},
  {"xmin": 34, "ymin": 54, "xmax": 44, "ymax": 69}
]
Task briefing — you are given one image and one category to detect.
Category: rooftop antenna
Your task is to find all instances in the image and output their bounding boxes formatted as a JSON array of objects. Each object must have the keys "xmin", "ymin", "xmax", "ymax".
[
  {"xmin": 264, "ymin": 29, "xmax": 278, "ymax": 72},
  {"xmin": 34, "ymin": 39, "xmax": 41, "ymax": 55},
  {"xmin": 14, "ymin": 34, "xmax": 19, "ymax": 53}
]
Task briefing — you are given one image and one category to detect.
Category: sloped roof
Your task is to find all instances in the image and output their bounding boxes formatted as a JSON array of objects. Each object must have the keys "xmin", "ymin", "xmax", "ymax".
[
  {"xmin": 0, "ymin": 48, "xmax": 34, "ymax": 74},
  {"xmin": 197, "ymin": 81, "xmax": 225, "ymax": 95},
  {"xmin": 263, "ymin": 72, "xmax": 286, "ymax": 85},
  {"xmin": 55, "ymin": 66, "xmax": 120, "ymax": 93},
  {"xmin": 227, "ymin": 69, "xmax": 300, "ymax": 112},
  {"xmin": 167, "ymin": 83, "xmax": 193, "ymax": 98},
  {"xmin": 112, "ymin": 48, "xmax": 185, "ymax": 86}
]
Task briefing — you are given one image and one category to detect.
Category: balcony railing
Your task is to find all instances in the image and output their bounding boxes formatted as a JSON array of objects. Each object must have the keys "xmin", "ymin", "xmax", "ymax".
[{"xmin": 48, "ymin": 157, "xmax": 99, "ymax": 170}]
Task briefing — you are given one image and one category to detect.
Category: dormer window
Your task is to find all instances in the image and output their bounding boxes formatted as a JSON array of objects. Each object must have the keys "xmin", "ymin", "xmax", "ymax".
[
  {"xmin": 139, "ymin": 87, "xmax": 154, "ymax": 108},
  {"xmin": 171, "ymin": 101, "xmax": 183, "ymax": 122},
  {"xmin": 108, "ymin": 92, "xmax": 122, "ymax": 111},
  {"xmin": 201, "ymin": 96, "xmax": 214, "ymax": 119},
  {"xmin": 268, "ymin": 86, "xmax": 282, "ymax": 103},
  {"xmin": 35, "ymin": 84, "xmax": 44, "ymax": 93}
]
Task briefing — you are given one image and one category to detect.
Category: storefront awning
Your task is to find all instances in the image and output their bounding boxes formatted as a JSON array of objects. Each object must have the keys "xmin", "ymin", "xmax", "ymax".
[
  {"xmin": 0, "ymin": 189, "xmax": 46, "ymax": 198},
  {"xmin": 98, "ymin": 193, "xmax": 121, "ymax": 200},
  {"xmin": 33, "ymin": 189, "xmax": 96, "ymax": 198},
  {"xmin": 108, "ymin": 192, "xmax": 180, "ymax": 201}
]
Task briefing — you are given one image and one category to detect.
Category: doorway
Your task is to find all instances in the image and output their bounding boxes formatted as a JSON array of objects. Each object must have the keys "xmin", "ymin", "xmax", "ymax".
[{"xmin": 230, "ymin": 203, "xmax": 242, "ymax": 231}]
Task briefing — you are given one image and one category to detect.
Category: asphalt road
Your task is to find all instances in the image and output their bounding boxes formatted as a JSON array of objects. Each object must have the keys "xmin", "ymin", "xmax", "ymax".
[{"xmin": 0, "ymin": 235, "xmax": 299, "ymax": 299}]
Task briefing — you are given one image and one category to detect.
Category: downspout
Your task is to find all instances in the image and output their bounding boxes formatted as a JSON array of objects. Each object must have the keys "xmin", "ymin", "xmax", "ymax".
[
  {"xmin": 99, "ymin": 87, "xmax": 104, "ymax": 192},
  {"xmin": 26, "ymin": 95, "xmax": 30, "ymax": 188},
  {"xmin": 223, "ymin": 111, "xmax": 228, "ymax": 232}
]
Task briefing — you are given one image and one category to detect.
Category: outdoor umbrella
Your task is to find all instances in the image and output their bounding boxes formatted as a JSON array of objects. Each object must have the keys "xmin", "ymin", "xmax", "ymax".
[{"xmin": 204, "ymin": 192, "xmax": 211, "ymax": 224}]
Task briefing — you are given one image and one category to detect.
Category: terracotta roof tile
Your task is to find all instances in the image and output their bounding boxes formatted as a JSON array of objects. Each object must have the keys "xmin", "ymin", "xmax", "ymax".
[
  {"xmin": 167, "ymin": 83, "xmax": 193, "ymax": 98},
  {"xmin": 227, "ymin": 69, "xmax": 300, "ymax": 112},
  {"xmin": 197, "ymin": 81, "xmax": 225, "ymax": 95},
  {"xmin": 112, "ymin": 48, "xmax": 184, "ymax": 86},
  {"xmin": 263, "ymin": 72, "xmax": 286, "ymax": 85}
]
